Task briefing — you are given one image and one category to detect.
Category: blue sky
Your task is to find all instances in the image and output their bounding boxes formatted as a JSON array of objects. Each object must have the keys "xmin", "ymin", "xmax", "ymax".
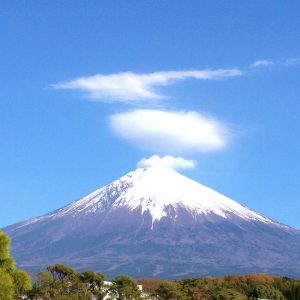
[{"xmin": 1, "ymin": 1, "xmax": 300, "ymax": 228}]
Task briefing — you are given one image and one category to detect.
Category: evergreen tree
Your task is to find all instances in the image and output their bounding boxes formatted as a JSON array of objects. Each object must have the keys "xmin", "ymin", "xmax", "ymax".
[
  {"xmin": 0, "ymin": 230, "xmax": 31, "ymax": 299},
  {"xmin": 31, "ymin": 264, "xmax": 92, "ymax": 299},
  {"xmin": 209, "ymin": 285, "xmax": 246, "ymax": 300},
  {"xmin": 0, "ymin": 269, "xmax": 15, "ymax": 300},
  {"xmin": 79, "ymin": 269, "xmax": 106, "ymax": 299},
  {"xmin": 249, "ymin": 285, "xmax": 285, "ymax": 300},
  {"xmin": 109, "ymin": 275, "xmax": 142, "ymax": 300},
  {"xmin": 154, "ymin": 281, "xmax": 189, "ymax": 300}
]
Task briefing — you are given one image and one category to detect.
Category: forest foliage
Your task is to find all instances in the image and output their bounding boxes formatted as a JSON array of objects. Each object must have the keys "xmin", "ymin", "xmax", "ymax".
[
  {"xmin": 13, "ymin": 265, "xmax": 300, "ymax": 299},
  {"xmin": 0, "ymin": 231, "xmax": 32, "ymax": 299},
  {"xmin": 139, "ymin": 274, "xmax": 300, "ymax": 300}
]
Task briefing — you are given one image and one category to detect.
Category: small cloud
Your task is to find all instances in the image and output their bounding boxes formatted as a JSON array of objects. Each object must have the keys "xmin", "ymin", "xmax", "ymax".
[
  {"xmin": 109, "ymin": 109, "xmax": 230, "ymax": 154},
  {"xmin": 284, "ymin": 58, "xmax": 300, "ymax": 66},
  {"xmin": 52, "ymin": 69, "xmax": 242, "ymax": 103},
  {"xmin": 249, "ymin": 60, "xmax": 274, "ymax": 68},
  {"xmin": 137, "ymin": 155, "xmax": 197, "ymax": 170}
]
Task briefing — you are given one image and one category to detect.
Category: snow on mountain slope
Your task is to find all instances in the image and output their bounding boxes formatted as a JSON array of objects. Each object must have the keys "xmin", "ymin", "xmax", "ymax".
[{"xmin": 20, "ymin": 167, "xmax": 278, "ymax": 229}]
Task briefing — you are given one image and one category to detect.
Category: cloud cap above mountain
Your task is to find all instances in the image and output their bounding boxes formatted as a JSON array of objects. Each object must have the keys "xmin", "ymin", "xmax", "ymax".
[
  {"xmin": 110, "ymin": 109, "xmax": 230, "ymax": 154},
  {"xmin": 137, "ymin": 155, "xmax": 197, "ymax": 170}
]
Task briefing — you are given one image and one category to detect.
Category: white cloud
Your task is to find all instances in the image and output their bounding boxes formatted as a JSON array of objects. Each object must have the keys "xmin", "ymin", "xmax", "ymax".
[
  {"xmin": 110, "ymin": 109, "xmax": 229, "ymax": 154},
  {"xmin": 137, "ymin": 155, "xmax": 197, "ymax": 170},
  {"xmin": 284, "ymin": 58, "xmax": 300, "ymax": 66},
  {"xmin": 250, "ymin": 60, "xmax": 274, "ymax": 68},
  {"xmin": 52, "ymin": 69, "xmax": 242, "ymax": 102}
]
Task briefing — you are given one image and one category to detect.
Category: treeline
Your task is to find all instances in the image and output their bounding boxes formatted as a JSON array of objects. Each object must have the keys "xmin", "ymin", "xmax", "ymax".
[
  {"xmin": 28, "ymin": 265, "xmax": 142, "ymax": 299},
  {"xmin": 139, "ymin": 274, "xmax": 300, "ymax": 300},
  {"xmin": 9, "ymin": 266, "xmax": 300, "ymax": 299}
]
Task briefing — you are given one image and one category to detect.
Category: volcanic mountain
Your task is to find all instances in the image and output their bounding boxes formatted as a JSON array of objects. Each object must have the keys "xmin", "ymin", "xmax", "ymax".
[{"xmin": 4, "ymin": 167, "xmax": 300, "ymax": 278}]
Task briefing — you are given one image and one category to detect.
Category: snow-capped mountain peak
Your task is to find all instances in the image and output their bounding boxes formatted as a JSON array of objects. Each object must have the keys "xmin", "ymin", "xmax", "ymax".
[{"xmin": 44, "ymin": 166, "xmax": 274, "ymax": 227}]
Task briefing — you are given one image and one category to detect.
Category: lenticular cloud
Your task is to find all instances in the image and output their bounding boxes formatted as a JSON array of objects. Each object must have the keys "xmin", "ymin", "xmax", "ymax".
[
  {"xmin": 110, "ymin": 109, "xmax": 229, "ymax": 154},
  {"xmin": 138, "ymin": 155, "xmax": 197, "ymax": 170}
]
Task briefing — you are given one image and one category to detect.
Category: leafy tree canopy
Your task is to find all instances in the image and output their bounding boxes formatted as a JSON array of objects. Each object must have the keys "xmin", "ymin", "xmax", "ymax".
[
  {"xmin": 109, "ymin": 275, "xmax": 142, "ymax": 300},
  {"xmin": 0, "ymin": 230, "xmax": 31, "ymax": 299}
]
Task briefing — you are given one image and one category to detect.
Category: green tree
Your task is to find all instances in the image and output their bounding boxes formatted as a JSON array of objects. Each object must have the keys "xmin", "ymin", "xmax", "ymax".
[
  {"xmin": 249, "ymin": 285, "xmax": 285, "ymax": 300},
  {"xmin": 155, "ymin": 282, "xmax": 189, "ymax": 300},
  {"xmin": 0, "ymin": 230, "xmax": 14, "ymax": 270},
  {"xmin": 29, "ymin": 269, "xmax": 57, "ymax": 299},
  {"xmin": 109, "ymin": 275, "xmax": 142, "ymax": 300},
  {"xmin": 209, "ymin": 286, "xmax": 246, "ymax": 300},
  {"xmin": 0, "ymin": 230, "xmax": 31, "ymax": 299},
  {"xmin": 47, "ymin": 264, "xmax": 76, "ymax": 281},
  {"xmin": 180, "ymin": 278, "xmax": 211, "ymax": 300},
  {"xmin": 79, "ymin": 269, "xmax": 106, "ymax": 299},
  {"xmin": 31, "ymin": 264, "xmax": 92, "ymax": 299},
  {"xmin": 273, "ymin": 276, "xmax": 300, "ymax": 300},
  {"xmin": 30, "ymin": 267, "xmax": 108, "ymax": 299},
  {"xmin": 0, "ymin": 269, "xmax": 15, "ymax": 300},
  {"xmin": 12, "ymin": 269, "xmax": 32, "ymax": 298}
]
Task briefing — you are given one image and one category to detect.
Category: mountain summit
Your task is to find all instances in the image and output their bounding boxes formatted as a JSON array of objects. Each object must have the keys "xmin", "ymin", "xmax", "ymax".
[{"xmin": 4, "ymin": 167, "xmax": 300, "ymax": 278}]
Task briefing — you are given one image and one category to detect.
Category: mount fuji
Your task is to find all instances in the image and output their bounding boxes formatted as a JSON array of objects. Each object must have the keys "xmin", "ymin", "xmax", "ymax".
[{"xmin": 4, "ymin": 167, "xmax": 300, "ymax": 278}]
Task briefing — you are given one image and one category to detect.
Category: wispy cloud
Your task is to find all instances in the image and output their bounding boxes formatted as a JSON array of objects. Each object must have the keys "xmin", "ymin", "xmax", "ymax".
[
  {"xmin": 250, "ymin": 58, "xmax": 300, "ymax": 68},
  {"xmin": 249, "ymin": 60, "xmax": 274, "ymax": 68},
  {"xmin": 284, "ymin": 58, "xmax": 300, "ymax": 66},
  {"xmin": 52, "ymin": 69, "xmax": 242, "ymax": 103},
  {"xmin": 137, "ymin": 155, "xmax": 197, "ymax": 170},
  {"xmin": 110, "ymin": 109, "xmax": 230, "ymax": 154},
  {"xmin": 53, "ymin": 59, "xmax": 300, "ymax": 103}
]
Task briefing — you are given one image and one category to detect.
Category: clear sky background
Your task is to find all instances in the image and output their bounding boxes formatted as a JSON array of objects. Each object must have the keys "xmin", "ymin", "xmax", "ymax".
[{"xmin": 1, "ymin": 1, "xmax": 299, "ymax": 229}]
